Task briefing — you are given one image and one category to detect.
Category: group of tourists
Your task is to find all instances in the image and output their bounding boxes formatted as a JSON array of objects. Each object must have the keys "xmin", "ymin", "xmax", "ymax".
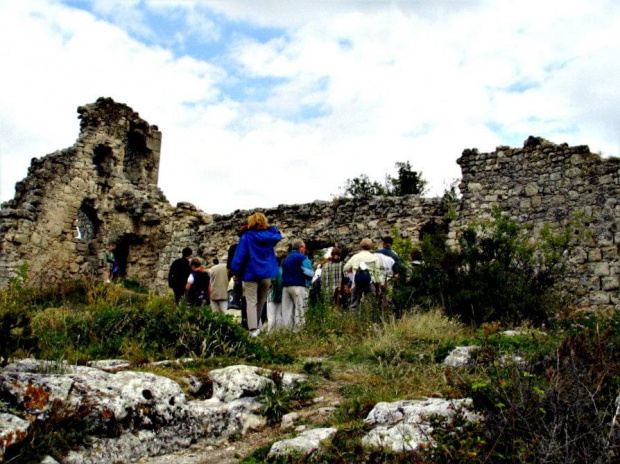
[{"xmin": 167, "ymin": 212, "xmax": 403, "ymax": 337}]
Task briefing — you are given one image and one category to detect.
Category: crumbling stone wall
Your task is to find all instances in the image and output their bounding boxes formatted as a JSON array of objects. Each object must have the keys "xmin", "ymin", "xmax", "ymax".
[
  {"xmin": 0, "ymin": 97, "xmax": 204, "ymax": 288},
  {"xmin": 152, "ymin": 198, "xmax": 445, "ymax": 295},
  {"xmin": 455, "ymin": 136, "xmax": 620, "ymax": 309},
  {"xmin": 2, "ymin": 99, "xmax": 618, "ymax": 311},
  {"xmin": 0, "ymin": 98, "xmax": 443, "ymax": 293}
]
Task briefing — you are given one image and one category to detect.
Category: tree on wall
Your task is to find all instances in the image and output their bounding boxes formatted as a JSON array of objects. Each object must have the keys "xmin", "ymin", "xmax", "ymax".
[
  {"xmin": 386, "ymin": 161, "xmax": 427, "ymax": 196},
  {"xmin": 340, "ymin": 174, "xmax": 387, "ymax": 198},
  {"xmin": 338, "ymin": 162, "xmax": 426, "ymax": 198}
]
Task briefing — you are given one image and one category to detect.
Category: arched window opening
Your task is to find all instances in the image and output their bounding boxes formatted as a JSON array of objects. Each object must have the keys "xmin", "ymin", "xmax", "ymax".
[{"xmin": 78, "ymin": 200, "xmax": 100, "ymax": 255}]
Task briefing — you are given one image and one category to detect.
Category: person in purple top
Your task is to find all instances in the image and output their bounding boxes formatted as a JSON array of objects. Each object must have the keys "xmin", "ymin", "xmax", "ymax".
[{"xmin": 230, "ymin": 212, "xmax": 282, "ymax": 336}]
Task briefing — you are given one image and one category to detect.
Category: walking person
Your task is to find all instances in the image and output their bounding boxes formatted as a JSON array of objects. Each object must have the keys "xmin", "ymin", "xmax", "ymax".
[
  {"xmin": 230, "ymin": 213, "xmax": 282, "ymax": 337},
  {"xmin": 168, "ymin": 247, "xmax": 192, "ymax": 305},
  {"xmin": 282, "ymin": 239, "xmax": 314, "ymax": 330}
]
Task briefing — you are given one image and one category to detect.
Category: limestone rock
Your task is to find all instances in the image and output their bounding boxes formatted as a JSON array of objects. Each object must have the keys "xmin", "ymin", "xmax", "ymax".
[
  {"xmin": 0, "ymin": 413, "xmax": 30, "ymax": 460},
  {"xmin": 443, "ymin": 346, "xmax": 480, "ymax": 367},
  {"xmin": 268, "ymin": 427, "xmax": 338, "ymax": 458},
  {"xmin": 280, "ymin": 412, "xmax": 300, "ymax": 431},
  {"xmin": 362, "ymin": 398, "xmax": 480, "ymax": 453},
  {"xmin": 0, "ymin": 360, "xmax": 300, "ymax": 463}
]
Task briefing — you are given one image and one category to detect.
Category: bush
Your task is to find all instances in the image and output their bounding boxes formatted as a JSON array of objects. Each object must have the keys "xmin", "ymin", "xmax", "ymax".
[
  {"xmin": 7, "ymin": 280, "xmax": 292, "ymax": 365},
  {"xmin": 407, "ymin": 208, "xmax": 585, "ymax": 325},
  {"xmin": 437, "ymin": 310, "xmax": 620, "ymax": 463}
]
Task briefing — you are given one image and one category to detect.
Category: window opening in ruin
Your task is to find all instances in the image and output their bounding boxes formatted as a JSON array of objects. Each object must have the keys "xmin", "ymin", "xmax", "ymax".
[
  {"xmin": 93, "ymin": 145, "xmax": 114, "ymax": 179},
  {"xmin": 124, "ymin": 126, "xmax": 153, "ymax": 186},
  {"xmin": 78, "ymin": 201, "xmax": 100, "ymax": 254}
]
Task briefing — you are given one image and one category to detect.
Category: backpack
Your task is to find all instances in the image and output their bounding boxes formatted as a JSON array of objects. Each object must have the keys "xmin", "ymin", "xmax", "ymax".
[{"xmin": 354, "ymin": 268, "xmax": 372, "ymax": 290}]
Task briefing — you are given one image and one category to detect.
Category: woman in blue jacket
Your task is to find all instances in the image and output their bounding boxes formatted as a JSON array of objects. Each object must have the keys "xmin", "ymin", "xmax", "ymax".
[{"xmin": 230, "ymin": 213, "xmax": 281, "ymax": 336}]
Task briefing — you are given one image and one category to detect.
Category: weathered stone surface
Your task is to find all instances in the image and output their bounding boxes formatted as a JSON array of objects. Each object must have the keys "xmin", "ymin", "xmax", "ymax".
[
  {"xmin": 280, "ymin": 412, "xmax": 300, "ymax": 431},
  {"xmin": 0, "ymin": 413, "xmax": 30, "ymax": 460},
  {"xmin": 208, "ymin": 365, "xmax": 306, "ymax": 403},
  {"xmin": 362, "ymin": 398, "xmax": 479, "ymax": 453},
  {"xmin": 268, "ymin": 427, "xmax": 338, "ymax": 458},
  {"xmin": 456, "ymin": 138, "xmax": 620, "ymax": 311},
  {"xmin": 443, "ymin": 346, "xmax": 480, "ymax": 367},
  {"xmin": 0, "ymin": 360, "xmax": 295, "ymax": 463},
  {"xmin": 1, "ymin": 101, "xmax": 618, "ymax": 311}
]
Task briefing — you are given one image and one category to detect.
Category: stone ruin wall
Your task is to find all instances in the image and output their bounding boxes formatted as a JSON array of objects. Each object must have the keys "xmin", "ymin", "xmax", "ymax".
[
  {"xmin": 178, "ymin": 196, "xmax": 445, "ymax": 295},
  {"xmin": 0, "ymin": 97, "xmax": 195, "ymax": 289},
  {"xmin": 455, "ymin": 136, "xmax": 620, "ymax": 310},
  {"xmin": 1, "ymin": 98, "xmax": 619, "ymax": 311},
  {"xmin": 0, "ymin": 98, "xmax": 444, "ymax": 294}
]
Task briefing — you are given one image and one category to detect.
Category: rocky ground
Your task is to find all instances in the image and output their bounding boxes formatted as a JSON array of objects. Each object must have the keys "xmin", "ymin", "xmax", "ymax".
[{"xmin": 138, "ymin": 378, "xmax": 345, "ymax": 464}]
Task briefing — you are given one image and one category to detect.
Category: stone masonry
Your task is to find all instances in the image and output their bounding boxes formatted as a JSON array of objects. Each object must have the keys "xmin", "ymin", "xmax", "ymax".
[
  {"xmin": 1, "ymin": 99, "xmax": 618, "ymax": 310},
  {"xmin": 455, "ymin": 136, "xmax": 620, "ymax": 308},
  {"xmin": 0, "ymin": 98, "xmax": 444, "ymax": 295}
]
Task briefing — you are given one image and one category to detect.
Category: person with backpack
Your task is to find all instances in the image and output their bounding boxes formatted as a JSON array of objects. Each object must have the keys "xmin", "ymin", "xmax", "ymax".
[
  {"xmin": 343, "ymin": 238, "xmax": 379, "ymax": 311},
  {"xmin": 185, "ymin": 258, "xmax": 210, "ymax": 307}
]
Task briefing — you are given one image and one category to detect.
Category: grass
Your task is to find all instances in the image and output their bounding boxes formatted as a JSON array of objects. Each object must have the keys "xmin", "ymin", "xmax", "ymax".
[{"xmin": 3, "ymin": 277, "xmax": 620, "ymax": 463}]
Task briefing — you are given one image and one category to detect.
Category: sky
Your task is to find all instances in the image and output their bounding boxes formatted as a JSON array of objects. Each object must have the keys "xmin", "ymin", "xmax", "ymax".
[{"xmin": 1, "ymin": 0, "xmax": 619, "ymax": 215}]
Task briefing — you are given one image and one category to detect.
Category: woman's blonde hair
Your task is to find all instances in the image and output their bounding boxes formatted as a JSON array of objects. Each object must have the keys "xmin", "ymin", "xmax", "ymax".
[{"xmin": 248, "ymin": 212, "xmax": 269, "ymax": 230}]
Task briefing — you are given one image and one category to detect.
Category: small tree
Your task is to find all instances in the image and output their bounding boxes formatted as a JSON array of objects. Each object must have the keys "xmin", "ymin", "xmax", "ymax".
[
  {"xmin": 338, "ymin": 162, "xmax": 426, "ymax": 198},
  {"xmin": 408, "ymin": 208, "xmax": 586, "ymax": 325},
  {"xmin": 386, "ymin": 161, "xmax": 427, "ymax": 196},
  {"xmin": 340, "ymin": 174, "xmax": 386, "ymax": 198}
]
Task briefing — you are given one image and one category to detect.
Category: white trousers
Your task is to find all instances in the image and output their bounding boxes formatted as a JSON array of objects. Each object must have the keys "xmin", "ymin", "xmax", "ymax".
[{"xmin": 282, "ymin": 286, "xmax": 308, "ymax": 330}]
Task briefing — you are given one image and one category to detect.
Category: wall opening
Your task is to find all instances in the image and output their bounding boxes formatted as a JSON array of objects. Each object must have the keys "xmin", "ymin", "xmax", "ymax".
[
  {"xmin": 92, "ymin": 145, "xmax": 114, "ymax": 179},
  {"xmin": 115, "ymin": 233, "xmax": 144, "ymax": 278},
  {"xmin": 78, "ymin": 200, "xmax": 100, "ymax": 255},
  {"xmin": 124, "ymin": 123, "xmax": 154, "ymax": 186}
]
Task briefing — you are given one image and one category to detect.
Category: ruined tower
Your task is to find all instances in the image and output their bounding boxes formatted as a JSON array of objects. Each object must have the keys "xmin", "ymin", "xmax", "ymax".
[{"xmin": 0, "ymin": 97, "xmax": 176, "ymax": 287}]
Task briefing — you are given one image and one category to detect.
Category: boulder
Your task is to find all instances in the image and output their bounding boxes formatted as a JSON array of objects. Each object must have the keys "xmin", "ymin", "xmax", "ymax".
[
  {"xmin": 268, "ymin": 427, "xmax": 338, "ymax": 458},
  {"xmin": 0, "ymin": 360, "xmax": 300, "ymax": 463},
  {"xmin": 443, "ymin": 346, "xmax": 480, "ymax": 367},
  {"xmin": 362, "ymin": 398, "xmax": 480, "ymax": 453}
]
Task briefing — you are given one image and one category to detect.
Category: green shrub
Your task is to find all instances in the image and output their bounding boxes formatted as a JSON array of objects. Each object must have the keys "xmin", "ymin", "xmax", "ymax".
[
  {"xmin": 9, "ymin": 280, "xmax": 292, "ymax": 365},
  {"xmin": 440, "ymin": 311, "xmax": 620, "ymax": 463},
  {"xmin": 407, "ymin": 208, "xmax": 586, "ymax": 325},
  {"xmin": 257, "ymin": 370, "xmax": 315, "ymax": 425}
]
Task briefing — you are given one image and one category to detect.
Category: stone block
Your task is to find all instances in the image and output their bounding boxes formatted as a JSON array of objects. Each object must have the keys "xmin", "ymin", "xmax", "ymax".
[
  {"xmin": 589, "ymin": 291, "xmax": 611, "ymax": 305},
  {"xmin": 588, "ymin": 248, "xmax": 602, "ymax": 262},
  {"xmin": 525, "ymin": 183, "xmax": 539, "ymax": 196},
  {"xmin": 591, "ymin": 262, "xmax": 610, "ymax": 276},
  {"xmin": 602, "ymin": 276, "xmax": 619, "ymax": 291}
]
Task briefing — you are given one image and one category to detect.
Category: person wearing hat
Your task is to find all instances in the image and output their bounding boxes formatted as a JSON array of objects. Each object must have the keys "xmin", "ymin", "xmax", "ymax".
[{"xmin": 209, "ymin": 255, "xmax": 229, "ymax": 313}]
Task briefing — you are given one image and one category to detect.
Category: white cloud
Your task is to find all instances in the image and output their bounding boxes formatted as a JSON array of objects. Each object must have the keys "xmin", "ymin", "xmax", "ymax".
[{"xmin": 1, "ymin": 0, "xmax": 620, "ymax": 215}]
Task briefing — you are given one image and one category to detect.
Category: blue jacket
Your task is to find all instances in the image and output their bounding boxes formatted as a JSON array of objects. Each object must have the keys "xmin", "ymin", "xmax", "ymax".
[
  {"xmin": 230, "ymin": 226, "xmax": 282, "ymax": 281},
  {"xmin": 283, "ymin": 250, "xmax": 314, "ymax": 287}
]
